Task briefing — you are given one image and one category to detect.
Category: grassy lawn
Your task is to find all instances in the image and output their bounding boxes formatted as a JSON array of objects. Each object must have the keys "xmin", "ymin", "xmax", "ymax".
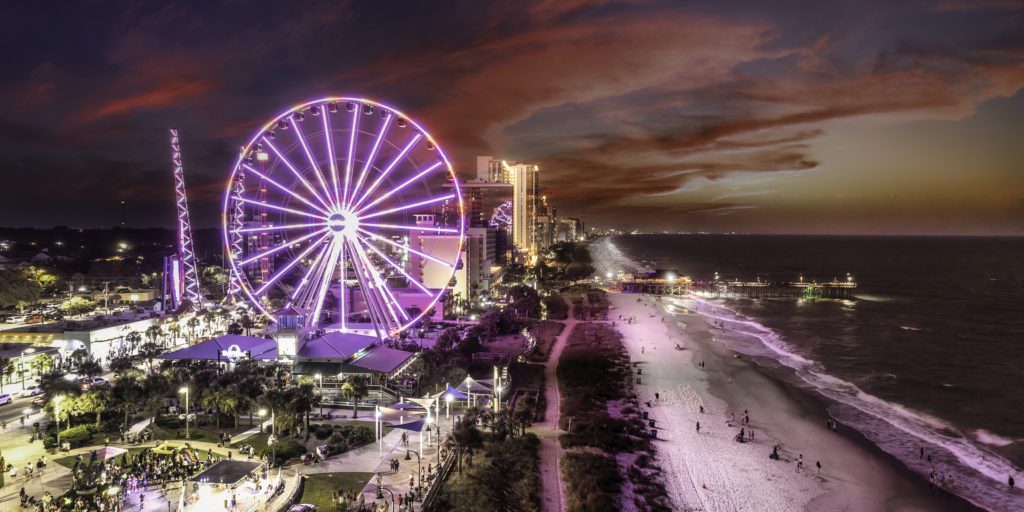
[
  {"xmin": 299, "ymin": 472, "xmax": 373, "ymax": 510},
  {"xmin": 149, "ymin": 423, "xmax": 250, "ymax": 442}
]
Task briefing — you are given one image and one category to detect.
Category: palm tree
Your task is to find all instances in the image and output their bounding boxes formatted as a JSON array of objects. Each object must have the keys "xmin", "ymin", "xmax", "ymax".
[
  {"xmin": 138, "ymin": 342, "xmax": 163, "ymax": 373},
  {"xmin": 239, "ymin": 314, "xmax": 254, "ymax": 337},
  {"xmin": 110, "ymin": 375, "xmax": 144, "ymax": 431},
  {"xmin": 340, "ymin": 376, "xmax": 368, "ymax": 419},
  {"xmin": 125, "ymin": 331, "xmax": 142, "ymax": 353},
  {"xmin": 0, "ymin": 357, "xmax": 11, "ymax": 392},
  {"xmin": 78, "ymin": 357, "xmax": 102, "ymax": 378},
  {"xmin": 145, "ymin": 325, "xmax": 164, "ymax": 347},
  {"xmin": 186, "ymin": 317, "xmax": 200, "ymax": 342},
  {"xmin": 167, "ymin": 323, "xmax": 182, "ymax": 346}
]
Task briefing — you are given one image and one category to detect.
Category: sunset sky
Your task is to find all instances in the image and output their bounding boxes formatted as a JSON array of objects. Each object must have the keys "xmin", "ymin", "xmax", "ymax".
[{"xmin": 1, "ymin": 0, "xmax": 1022, "ymax": 234}]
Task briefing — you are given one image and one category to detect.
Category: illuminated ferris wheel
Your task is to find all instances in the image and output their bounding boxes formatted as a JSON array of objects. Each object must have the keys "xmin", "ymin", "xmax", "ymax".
[{"xmin": 222, "ymin": 97, "xmax": 465, "ymax": 337}]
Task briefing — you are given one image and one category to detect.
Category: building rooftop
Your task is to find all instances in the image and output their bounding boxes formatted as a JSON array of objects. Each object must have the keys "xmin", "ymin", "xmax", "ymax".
[{"xmin": 160, "ymin": 334, "xmax": 278, "ymax": 361}]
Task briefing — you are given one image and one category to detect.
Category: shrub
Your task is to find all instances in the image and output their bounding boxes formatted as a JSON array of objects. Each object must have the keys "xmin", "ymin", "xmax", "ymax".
[
  {"xmin": 260, "ymin": 438, "xmax": 307, "ymax": 465},
  {"xmin": 561, "ymin": 451, "xmax": 621, "ymax": 512},
  {"xmin": 44, "ymin": 424, "xmax": 97, "ymax": 449}
]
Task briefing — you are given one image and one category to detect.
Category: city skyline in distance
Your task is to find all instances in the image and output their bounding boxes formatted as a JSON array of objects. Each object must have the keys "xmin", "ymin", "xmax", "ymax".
[{"xmin": 0, "ymin": 1, "xmax": 1022, "ymax": 235}]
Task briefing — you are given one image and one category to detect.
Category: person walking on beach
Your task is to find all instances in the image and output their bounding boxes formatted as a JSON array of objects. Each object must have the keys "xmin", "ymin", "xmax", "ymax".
[
  {"xmin": 1010, "ymin": 475, "xmax": 1015, "ymax": 488},
  {"xmin": 920, "ymin": 447, "xmax": 924, "ymax": 459},
  {"xmin": 699, "ymin": 405, "xmax": 704, "ymax": 414},
  {"xmin": 816, "ymin": 461, "xmax": 822, "ymax": 475},
  {"xmin": 655, "ymin": 392, "xmax": 660, "ymax": 401},
  {"xmin": 696, "ymin": 422, "xmax": 701, "ymax": 433}
]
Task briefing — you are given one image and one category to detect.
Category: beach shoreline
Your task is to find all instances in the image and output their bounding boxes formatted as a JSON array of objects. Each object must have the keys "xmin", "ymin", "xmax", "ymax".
[{"xmin": 609, "ymin": 291, "xmax": 975, "ymax": 511}]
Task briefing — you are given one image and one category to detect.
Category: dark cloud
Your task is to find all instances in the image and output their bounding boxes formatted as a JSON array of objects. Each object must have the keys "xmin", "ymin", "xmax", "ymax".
[{"xmin": 0, "ymin": 0, "xmax": 1021, "ymax": 233}]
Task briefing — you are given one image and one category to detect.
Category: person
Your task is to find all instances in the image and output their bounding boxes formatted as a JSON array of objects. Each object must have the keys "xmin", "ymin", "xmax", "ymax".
[
  {"xmin": 655, "ymin": 392, "xmax": 660, "ymax": 401},
  {"xmin": 920, "ymin": 447, "xmax": 924, "ymax": 459},
  {"xmin": 749, "ymin": 429, "xmax": 755, "ymax": 441},
  {"xmin": 699, "ymin": 405, "xmax": 704, "ymax": 414},
  {"xmin": 816, "ymin": 461, "xmax": 822, "ymax": 475},
  {"xmin": 1010, "ymin": 475, "xmax": 1015, "ymax": 488},
  {"xmin": 696, "ymin": 422, "xmax": 700, "ymax": 433}
]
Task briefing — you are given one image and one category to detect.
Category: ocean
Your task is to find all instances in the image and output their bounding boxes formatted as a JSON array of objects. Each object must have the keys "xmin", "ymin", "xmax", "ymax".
[{"xmin": 592, "ymin": 234, "xmax": 1024, "ymax": 512}]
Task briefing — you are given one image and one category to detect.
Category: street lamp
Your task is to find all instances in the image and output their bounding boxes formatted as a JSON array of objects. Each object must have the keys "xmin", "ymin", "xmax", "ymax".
[
  {"xmin": 495, "ymin": 385, "xmax": 504, "ymax": 414},
  {"xmin": 54, "ymin": 395, "xmax": 64, "ymax": 448},
  {"xmin": 315, "ymin": 373, "xmax": 323, "ymax": 416},
  {"xmin": 407, "ymin": 450, "xmax": 423, "ymax": 498},
  {"xmin": 20, "ymin": 347, "xmax": 36, "ymax": 390},
  {"xmin": 178, "ymin": 386, "xmax": 190, "ymax": 439}
]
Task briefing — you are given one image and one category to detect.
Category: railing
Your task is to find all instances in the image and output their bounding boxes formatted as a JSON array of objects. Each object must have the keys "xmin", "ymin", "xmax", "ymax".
[{"xmin": 419, "ymin": 448, "xmax": 461, "ymax": 511}]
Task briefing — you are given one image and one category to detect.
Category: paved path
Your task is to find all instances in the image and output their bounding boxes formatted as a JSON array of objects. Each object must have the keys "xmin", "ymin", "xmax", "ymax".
[{"xmin": 531, "ymin": 300, "xmax": 576, "ymax": 512}]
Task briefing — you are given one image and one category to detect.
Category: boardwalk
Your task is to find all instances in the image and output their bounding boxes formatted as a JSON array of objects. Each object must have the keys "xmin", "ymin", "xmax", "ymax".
[{"xmin": 531, "ymin": 301, "xmax": 576, "ymax": 512}]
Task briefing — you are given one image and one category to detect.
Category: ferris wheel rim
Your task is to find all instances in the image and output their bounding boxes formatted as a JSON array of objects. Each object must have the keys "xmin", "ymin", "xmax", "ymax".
[{"xmin": 221, "ymin": 96, "xmax": 466, "ymax": 336}]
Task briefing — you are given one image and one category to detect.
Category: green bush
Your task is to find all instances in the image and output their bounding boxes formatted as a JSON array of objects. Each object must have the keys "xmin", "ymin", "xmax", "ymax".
[
  {"xmin": 260, "ymin": 438, "xmax": 307, "ymax": 466},
  {"xmin": 542, "ymin": 296, "xmax": 568, "ymax": 320},
  {"xmin": 44, "ymin": 424, "xmax": 97, "ymax": 449},
  {"xmin": 561, "ymin": 451, "xmax": 621, "ymax": 512},
  {"xmin": 312, "ymin": 423, "xmax": 334, "ymax": 440}
]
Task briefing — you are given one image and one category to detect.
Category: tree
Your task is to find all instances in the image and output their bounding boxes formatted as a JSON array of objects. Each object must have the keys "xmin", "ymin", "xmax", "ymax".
[
  {"xmin": 186, "ymin": 317, "xmax": 200, "ymax": 341},
  {"xmin": 110, "ymin": 376, "xmax": 144, "ymax": 431},
  {"xmin": 0, "ymin": 357, "xmax": 11, "ymax": 392},
  {"xmin": 452, "ymin": 409, "xmax": 484, "ymax": 471},
  {"xmin": 138, "ymin": 342, "xmax": 163, "ymax": 373},
  {"xmin": 201, "ymin": 385, "xmax": 232, "ymax": 431},
  {"xmin": 145, "ymin": 325, "xmax": 164, "ymax": 346},
  {"xmin": 436, "ymin": 328, "xmax": 461, "ymax": 353},
  {"xmin": 0, "ymin": 269, "xmax": 41, "ymax": 308},
  {"xmin": 78, "ymin": 358, "xmax": 102, "ymax": 378},
  {"xmin": 167, "ymin": 323, "xmax": 182, "ymax": 346},
  {"xmin": 74, "ymin": 390, "xmax": 108, "ymax": 429},
  {"xmin": 340, "ymin": 376, "xmax": 369, "ymax": 419},
  {"xmin": 60, "ymin": 297, "xmax": 97, "ymax": 316},
  {"xmin": 239, "ymin": 314, "xmax": 255, "ymax": 337},
  {"xmin": 124, "ymin": 331, "xmax": 142, "ymax": 352}
]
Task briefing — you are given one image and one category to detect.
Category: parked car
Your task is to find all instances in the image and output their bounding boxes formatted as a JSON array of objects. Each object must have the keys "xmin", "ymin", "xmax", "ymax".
[
  {"xmin": 288, "ymin": 505, "xmax": 317, "ymax": 512},
  {"xmin": 8, "ymin": 315, "xmax": 27, "ymax": 323},
  {"xmin": 0, "ymin": 394, "xmax": 13, "ymax": 406},
  {"xmin": 82, "ymin": 376, "xmax": 108, "ymax": 390},
  {"xmin": 32, "ymin": 394, "xmax": 47, "ymax": 408},
  {"xmin": 20, "ymin": 386, "xmax": 42, "ymax": 397}
]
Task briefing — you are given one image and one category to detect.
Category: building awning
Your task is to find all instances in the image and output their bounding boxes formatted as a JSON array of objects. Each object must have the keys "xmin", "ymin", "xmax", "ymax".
[
  {"xmin": 348, "ymin": 345, "xmax": 416, "ymax": 374},
  {"xmin": 297, "ymin": 331, "xmax": 378, "ymax": 359},
  {"xmin": 192, "ymin": 460, "xmax": 263, "ymax": 486},
  {"xmin": 159, "ymin": 334, "xmax": 277, "ymax": 361},
  {"xmin": 291, "ymin": 361, "xmax": 346, "ymax": 376}
]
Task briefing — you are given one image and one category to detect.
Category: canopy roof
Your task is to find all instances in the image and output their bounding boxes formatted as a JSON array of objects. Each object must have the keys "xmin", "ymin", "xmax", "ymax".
[
  {"xmin": 298, "ymin": 331, "xmax": 377, "ymax": 359},
  {"xmin": 348, "ymin": 345, "xmax": 416, "ymax": 374},
  {"xmin": 433, "ymin": 384, "xmax": 469, "ymax": 401},
  {"xmin": 192, "ymin": 460, "xmax": 263, "ymax": 486},
  {"xmin": 455, "ymin": 376, "xmax": 492, "ymax": 394},
  {"xmin": 92, "ymin": 446, "xmax": 126, "ymax": 461},
  {"xmin": 160, "ymin": 334, "xmax": 277, "ymax": 361}
]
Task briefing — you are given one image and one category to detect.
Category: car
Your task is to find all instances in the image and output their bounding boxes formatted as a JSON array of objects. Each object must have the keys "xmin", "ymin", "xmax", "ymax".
[
  {"xmin": 32, "ymin": 394, "xmax": 47, "ymax": 408},
  {"xmin": 0, "ymin": 394, "xmax": 12, "ymax": 406},
  {"xmin": 20, "ymin": 386, "xmax": 42, "ymax": 398},
  {"xmin": 82, "ymin": 376, "xmax": 108, "ymax": 390},
  {"xmin": 287, "ymin": 505, "xmax": 317, "ymax": 512},
  {"xmin": 8, "ymin": 315, "xmax": 26, "ymax": 323}
]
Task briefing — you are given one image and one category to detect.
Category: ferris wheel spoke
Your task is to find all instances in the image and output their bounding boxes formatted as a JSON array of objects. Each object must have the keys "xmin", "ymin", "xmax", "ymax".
[
  {"xmin": 343, "ymin": 107, "xmax": 359, "ymax": 206},
  {"xmin": 290, "ymin": 116, "xmax": 335, "ymax": 208},
  {"xmin": 344, "ymin": 238, "xmax": 388, "ymax": 337},
  {"xmin": 294, "ymin": 242, "xmax": 332, "ymax": 311},
  {"xmin": 236, "ymin": 197, "xmax": 329, "ymax": 221},
  {"xmin": 289, "ymin": 240, "xmax": 332, "ymax": 302},
  {"xmin": 339, "ymin": 239, "xmax": 348, "ymax": 331},
  {"xmin": 232, "ymin": 221, "xmax": 326, "ymax": 234},
  {"xmin": 239, "ymin": 227, "xmax": 330, "ymax": 266},
  {"xmin": 242, "ymin": 164, "xmax": 331, "ymax": 216},
  {"xmin": 348, "ymin": 113, "xmax": 392, "ymax": 210},
  {"xmin": 349, "ymin": 237, "xmax": 405, "ymax": 329},
  {"xmin": 322, "ymin": 109, "xmax": 342, "ymax": 206},
  {"xmin": 358, "ymin": 194, "xmax": 455, "ymax": 221},
  {"xmin": 309, "ymin": 239, "xmax": 343, "ymax": 327},
  {"xmin": 253, "ymin": 232, "xmax": 330, "ymax": 296},
  {"xmin": 356, "ymin": 234, "xmax": 435, "ymax": 296},
  {"xmin": 359, "ymin": 222, "xmax": 460, "ymax": 234},
  {"xmin": 357, "ymin": 227, "xmax": 457, "ymax": 270},
  {"xmin": 356, "ymin": 161, "xmax": 444, "ymax": 215},
  {"xmin": 352, "ymin": 133, "xmax": 422, "ymax": 210},
  {"xmin": 261, "ymin": 137, "xmax": 332, "ymax": 210}
]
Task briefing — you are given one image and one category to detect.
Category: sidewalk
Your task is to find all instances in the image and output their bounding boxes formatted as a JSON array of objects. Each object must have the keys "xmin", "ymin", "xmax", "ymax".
[{"xmin": 530, "ymin": 302, "xmax": 574, "ymax": 512}]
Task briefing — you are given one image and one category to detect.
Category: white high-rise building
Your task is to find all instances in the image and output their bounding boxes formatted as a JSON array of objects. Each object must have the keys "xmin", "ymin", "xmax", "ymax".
[{"xmin": 509, "ymin": 162, "xmax": 540, "ymax": 256}]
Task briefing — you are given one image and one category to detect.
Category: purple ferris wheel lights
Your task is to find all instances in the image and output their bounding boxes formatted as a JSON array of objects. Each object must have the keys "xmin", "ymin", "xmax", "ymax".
[{"xmin": 221, "ymin": 96, "xmax": 466, "ymax": 338}]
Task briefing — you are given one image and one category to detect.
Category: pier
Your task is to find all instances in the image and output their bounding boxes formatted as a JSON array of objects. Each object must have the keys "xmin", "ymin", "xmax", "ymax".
[{"xmin": 618, "ymin": 271, "xmax": 857, "ymax": 300}]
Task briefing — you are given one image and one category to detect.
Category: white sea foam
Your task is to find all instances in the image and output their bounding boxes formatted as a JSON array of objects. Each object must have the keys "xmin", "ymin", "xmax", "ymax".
[{"xmin": 678, "ymin": 295, "xmax": 1023, "ymax": 511}]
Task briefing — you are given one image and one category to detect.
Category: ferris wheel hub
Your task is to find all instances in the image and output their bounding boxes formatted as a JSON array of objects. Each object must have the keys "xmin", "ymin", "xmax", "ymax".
[{"xmin": 327, "ymin": 210, "xmax": 359, "ymax": 237}]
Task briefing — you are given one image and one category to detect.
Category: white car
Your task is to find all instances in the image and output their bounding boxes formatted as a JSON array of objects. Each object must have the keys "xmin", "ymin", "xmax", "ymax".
[
  {"xmin": 0, "ymin": 394, "xmax": 13, "ymax": 406},
  {"xmin": 20, "ymin": 386, "xmax": 43, "ymax": 398},
  {"xmin": 8, "ymin": 315, "xmax": 27, "ymax": 323}
]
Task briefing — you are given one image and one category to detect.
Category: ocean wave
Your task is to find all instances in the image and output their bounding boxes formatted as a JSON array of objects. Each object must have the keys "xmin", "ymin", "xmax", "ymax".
[
  {"xmin": 589, "ymin": 236, "xmax": 646, "ymax": 276},
  {"xmin": 975, "ymin": 429, "xmax": 1018, "ymax": 447},
  {"xmin": 679, "ymin": 295, "xmax": 1023, "ymax": 511}
]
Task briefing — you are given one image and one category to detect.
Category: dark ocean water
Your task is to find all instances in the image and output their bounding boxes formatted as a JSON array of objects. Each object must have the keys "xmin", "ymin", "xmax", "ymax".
[{"xmin": 600, "ymin": 234, "xmax": 1024, "ymax": 512}]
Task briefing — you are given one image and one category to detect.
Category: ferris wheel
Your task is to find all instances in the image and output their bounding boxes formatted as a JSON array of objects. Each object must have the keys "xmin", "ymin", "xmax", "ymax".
[{"xmin": 222, "ymin": 97, "xmax": 465, "ymax": 338}]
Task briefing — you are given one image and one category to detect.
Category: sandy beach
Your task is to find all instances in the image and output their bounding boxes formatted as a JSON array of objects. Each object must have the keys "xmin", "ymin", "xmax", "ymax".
[{"xmin": 609, "ymin": 292, "xmax": 973, "ymax": 511}]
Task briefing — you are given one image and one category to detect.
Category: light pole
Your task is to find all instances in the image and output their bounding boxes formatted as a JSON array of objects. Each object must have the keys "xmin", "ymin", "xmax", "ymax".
[
  {"xmin": 54, "ymin": 395, "xmax": 64, "ymax": 448},
  {"xmin": 407, "ymin": 449, "xmax": 423, "ymax": 498},
  {"xmin": 20, "ymin": 347, "xmax": 36, "ymax": 390},
  {"xmin": 258, "ymin": 408, "xmax": 267, "ymax": 434},
  {"xmin": 315, "ymin": 373, "xmax": 323, "ymax": 417},
  {"xmin": 178, "ymin": 386, "xmax": 190, "ymax": 439},
  {"xmin": 495, "ymin": 385, "xmax": 504, "ymax": 414},
  {"xmin": 445, "ymin": 393, "xmax": 452, "ymax": 419},
  {"xmin": 375, "ymin": 407, "xmax": 382, "ymax": 455}
]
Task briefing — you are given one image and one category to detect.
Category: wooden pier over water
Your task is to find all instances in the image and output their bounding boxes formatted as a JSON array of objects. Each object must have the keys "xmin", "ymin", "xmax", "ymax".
[{"xmin": 619, "ymin": 273, "xmax": 857, "ymax": 300}]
